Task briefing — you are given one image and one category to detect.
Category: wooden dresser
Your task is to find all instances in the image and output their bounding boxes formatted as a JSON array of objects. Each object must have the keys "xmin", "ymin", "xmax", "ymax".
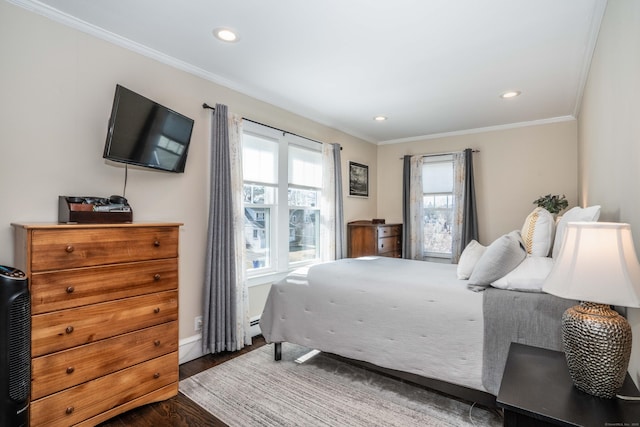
[
  {"xmin": 347, "ymin": 221, "xmax": 403, "ymax": 258},
  {"xmin": 12, "ymin": 222, "xmax": 181, "ymax": 427}
]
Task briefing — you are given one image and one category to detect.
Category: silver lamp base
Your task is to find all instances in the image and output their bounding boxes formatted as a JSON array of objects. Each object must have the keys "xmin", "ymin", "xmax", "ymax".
[{"xmin": 562, "ymin": 302, "xmax": 632, "ymax": 398}]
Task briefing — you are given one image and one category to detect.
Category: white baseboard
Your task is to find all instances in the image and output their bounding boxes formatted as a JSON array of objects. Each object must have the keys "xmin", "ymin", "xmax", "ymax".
[
  {"xmin": 179, "ymin": 334, "xmax": 205, "ymax": 364},
  {"xmin": 179, "ymin": 316, "xmax": 262, "ymax": 365}
]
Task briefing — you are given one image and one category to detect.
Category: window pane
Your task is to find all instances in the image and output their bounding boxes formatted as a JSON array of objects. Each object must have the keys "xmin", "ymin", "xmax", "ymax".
[
  {"xmin": 422, "ymin": 161, "xmax": 453, "ymax": 193},
  {"xmin": 288, "ymin": 187, "xmax": 318, "ymax": 208},
  {"xmin": 244, "ymin": 184, "xmax": 276, "ymax": 205},
  {"xmin": 289, "ymin": 208, "xmax": 319, "ymax": 263},
  {"xmin": 245, "ymin": 207, "xmax": 271, "ymax": 269},
  {"xmin": 422, "ymin": 157, "xmax": 454, "ymax": 257},
  {"xmin": 289, "ymin": 145, "xmax": 322, "ymax": 188},
  {"xmin": 243, "ymin": 133, "xmax": 278, "ymax": 184},
  {"xmin": 423, "ymin": 198, "xmax": 453, "ymax": 255}
]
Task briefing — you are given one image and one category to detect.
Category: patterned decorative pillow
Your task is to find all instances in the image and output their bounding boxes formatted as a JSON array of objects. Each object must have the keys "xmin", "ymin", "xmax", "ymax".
[{"xmin": 521, "ymin": 207, "xmax": 555, "ymax": 257}]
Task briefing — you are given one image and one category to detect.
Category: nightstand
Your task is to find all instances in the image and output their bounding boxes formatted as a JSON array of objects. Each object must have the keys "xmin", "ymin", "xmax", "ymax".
[{"xmin": 497, "ymin": 343, "xmax": 640, "ymax": 427}]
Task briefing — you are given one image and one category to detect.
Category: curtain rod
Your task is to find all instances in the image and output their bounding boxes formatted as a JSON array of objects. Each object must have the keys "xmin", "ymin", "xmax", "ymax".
[
  {"xmin": 398, "ymin": 149, "xmax": 479, "ymax": 160},
  {"xmin": 202, "ymin": 103, "xmax": 340, "ymax": 149}
]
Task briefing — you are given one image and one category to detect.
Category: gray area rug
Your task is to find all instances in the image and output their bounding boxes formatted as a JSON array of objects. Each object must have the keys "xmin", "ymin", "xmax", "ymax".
[{"xmin": 179, "ymin": 344, "xmax": 502, "ymax": 427}]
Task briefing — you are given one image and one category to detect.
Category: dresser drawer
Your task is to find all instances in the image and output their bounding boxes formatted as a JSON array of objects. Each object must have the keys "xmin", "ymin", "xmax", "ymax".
[
  {"xmin": 29, "ymin": 226, "xmax": 178, "ymax": 271},
  {"xmin": 30, "ymin": 351, "xmax": 178, "ymax": 427},
  {"xmin": 31, "ymin": 258, "xmax": 178, "ymax": 314},
  {"xmin": 32, "ymin": 290, "xmax": 178, "ymax": 357},
  {"xmin": 378, "ymin": 224, "xmax": 401, "ymax": 238},
  {"xmin": 32, "ymin": 321, "xmax": 178, "ymax": 399},
  {"xmin": 378, "ymin": 236, "xmax": 401, "ymax": 254}
]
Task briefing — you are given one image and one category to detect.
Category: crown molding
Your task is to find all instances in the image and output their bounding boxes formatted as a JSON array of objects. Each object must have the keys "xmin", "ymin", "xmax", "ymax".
[{"xmin": 377, "ymin": 116, "xmax": 577, "ymax": 145}]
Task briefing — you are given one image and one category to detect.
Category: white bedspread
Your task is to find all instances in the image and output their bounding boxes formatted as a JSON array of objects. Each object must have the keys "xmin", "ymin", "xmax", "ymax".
[{"xmin": 260, "ymin": 257, "xmax": 486, "ymax": 392}]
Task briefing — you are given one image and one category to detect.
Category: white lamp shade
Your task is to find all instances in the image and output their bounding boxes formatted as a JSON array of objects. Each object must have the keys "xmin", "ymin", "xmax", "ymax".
[{"xmin": 543, "ymin": 222, "xmax": 640, "ymax": 307}]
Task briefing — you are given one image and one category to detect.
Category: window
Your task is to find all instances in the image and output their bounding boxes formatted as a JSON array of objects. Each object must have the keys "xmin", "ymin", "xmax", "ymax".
[
  {"xmin": 242, "ymin": 122, "xmax": 322, "ymax": 278},
  {"xmin": 422, "ymin": 155, "xmax": 454, "ymax": 258}
]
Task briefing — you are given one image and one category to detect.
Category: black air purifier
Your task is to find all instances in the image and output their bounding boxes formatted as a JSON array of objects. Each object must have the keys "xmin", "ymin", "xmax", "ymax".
[{"xmin": 0, "ymin": 266, "xmax": 29, "ymax": 427}]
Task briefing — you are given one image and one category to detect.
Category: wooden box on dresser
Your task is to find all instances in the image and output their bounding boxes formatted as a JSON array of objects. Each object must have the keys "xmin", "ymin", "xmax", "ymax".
[
  {"xmin": 347, "ymin": 220, "xmax": 403, "ymax": 258},
  {"xmin": 11, "ymin": 222, "xmax": 182, "ymax": 427}
]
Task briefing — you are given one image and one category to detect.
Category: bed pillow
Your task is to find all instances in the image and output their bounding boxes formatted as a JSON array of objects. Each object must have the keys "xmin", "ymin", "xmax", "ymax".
[
  {"xmin": 468, "ymin": 230, "xmax": 527, "ymax": 289},
  {"xmin": 491, "ymin": 256, "xmax": 555, "ymax": 292},
  {"xmin": 551, "ymin": 205, "xmax": 601, "ymax": 259},
  {"xmin": 457, "ymin": 240, "xmax": 486, "ymax": 279},
  {"xmin": 521, "ymin": 207, "xmax": 555, "ymax": 257}
]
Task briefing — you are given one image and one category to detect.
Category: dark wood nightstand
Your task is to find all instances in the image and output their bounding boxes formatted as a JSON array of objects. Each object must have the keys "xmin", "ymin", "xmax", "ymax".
[{"xmin": 497, "ymin": 343, "xmax": 640, "ymax": 427}]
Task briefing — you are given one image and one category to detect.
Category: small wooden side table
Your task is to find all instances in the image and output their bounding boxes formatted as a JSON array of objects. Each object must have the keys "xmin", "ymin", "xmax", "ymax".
[{"xmin": 497, "ymin": 343, "xmax": 640, "ymax": 427}]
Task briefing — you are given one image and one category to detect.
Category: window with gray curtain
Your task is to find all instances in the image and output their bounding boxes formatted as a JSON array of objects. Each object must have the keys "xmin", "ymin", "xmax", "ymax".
[{"xmin": 403, "ymin": 149, "xmax": 478, "ymax": 262}]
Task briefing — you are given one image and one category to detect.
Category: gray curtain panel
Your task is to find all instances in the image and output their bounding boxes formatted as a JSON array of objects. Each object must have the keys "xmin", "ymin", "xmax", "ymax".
[
  {"xmin": 333, "ymin": 143, "xmax": 346, "ymax": 259},
  {"xmin": 202, "ymin": 104, "xmax": 238, "ymax": 354},
  {"xmin": 462, "ymin": 148, "xmax": 479, "ymax": 247},
  {"xmin": 402, "ymin": 155, "xmax": 411, "ymax": 259}
]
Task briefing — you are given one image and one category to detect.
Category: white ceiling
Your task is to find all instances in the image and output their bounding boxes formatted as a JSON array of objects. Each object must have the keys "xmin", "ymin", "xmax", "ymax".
[{"xmin": 15, "ymin": 0, "xmax": 607, "ymax": 144}]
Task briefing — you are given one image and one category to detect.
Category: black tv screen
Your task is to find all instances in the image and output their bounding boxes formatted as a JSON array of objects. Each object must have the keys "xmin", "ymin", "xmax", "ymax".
[{"xmin": 103, "ymin": 85, "xmax": 194, "ymax": 173}]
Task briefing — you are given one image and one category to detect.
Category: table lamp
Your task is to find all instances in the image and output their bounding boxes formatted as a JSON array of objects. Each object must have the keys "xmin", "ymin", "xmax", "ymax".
[{"xmin": 543, "ymin": 222, "xmax": 640, "ymax": 398}]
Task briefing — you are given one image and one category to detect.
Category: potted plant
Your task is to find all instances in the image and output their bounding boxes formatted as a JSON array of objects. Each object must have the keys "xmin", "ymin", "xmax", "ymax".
[{"xmin": 533, "ymin": 194, "xmax": 568, "ymax": 215}]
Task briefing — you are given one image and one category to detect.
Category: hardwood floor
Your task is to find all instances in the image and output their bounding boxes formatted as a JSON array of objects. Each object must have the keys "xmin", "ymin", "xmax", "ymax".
[{"xmin": 98, "ymin": 336, "xmax": 267, "ymax": 427}]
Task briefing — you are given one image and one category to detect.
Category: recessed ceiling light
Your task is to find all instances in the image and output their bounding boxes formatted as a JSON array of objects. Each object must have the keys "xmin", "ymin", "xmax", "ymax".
[
  {"xmin": 213, "ymin": 28, "xmax": 239, "ymax": 42},
  {"xmin": 500, "ymin": 90, "xmax": 521, "ymax": 99},
  {"xmin": 373, "ymin": 115, "xmax": 387, "ymax": 121}
]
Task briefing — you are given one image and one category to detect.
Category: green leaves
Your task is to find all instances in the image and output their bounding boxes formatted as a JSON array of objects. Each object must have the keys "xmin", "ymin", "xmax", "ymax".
[{"xmin": 533, "ymin": 194, "xmax": 568, "ymax": 214}]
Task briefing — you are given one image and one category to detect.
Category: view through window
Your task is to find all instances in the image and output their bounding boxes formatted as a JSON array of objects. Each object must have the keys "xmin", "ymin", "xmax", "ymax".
[
  {"xmin": 422, "ymin": 155, "xmax": 454, "ymax": 258},
  {"xmin": 242, "ymin": 122, "xmax": 322, "ymax": 276}
]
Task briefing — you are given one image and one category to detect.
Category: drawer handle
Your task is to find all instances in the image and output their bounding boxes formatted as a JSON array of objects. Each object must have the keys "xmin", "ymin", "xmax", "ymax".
[
  {"xmin": 65, "ymin": 326, "xmax": 74, "ymax": 334},
  {"xmin": 380, "ymin": 244, "xmax": 384, "ymax": 248},
  {"xmin": 154, "ymin": 339, "xmax": 161, "ymax": 347},
  {"xmin": 154, "ymin": 307, "xmax": 160, "ymax": 314},
  {"xmin": 66, "ymin": 367, "xmax": 75, "ymax": 374},
  {"xmin": 154, "ymin": 274, "xmax": 161, "ymax": 281},
  {"xmin": 65, "ymin": 245, "xmax": 74, "ymax": 253},
  {"xmin": 65, "ymin": 407, "xmax": 74, "ymax": 415},
  {"xmin": 153, "ymin": 372, "xmax": 161, "ymax": 379},
  {"xmin": 153, "ymin": 240, "xmax": 161, "ymax": 247},
  {"xmin": 66, "ymin": 286, "xmax": 75, "ymax": 294}
]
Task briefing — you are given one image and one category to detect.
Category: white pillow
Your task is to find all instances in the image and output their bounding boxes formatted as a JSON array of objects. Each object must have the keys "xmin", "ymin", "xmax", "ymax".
[
  {"xmin": 457, "ymin": 240, "xmax": 486, "ymax": 279},
  {"xmin": 552, "ymin": 205, "xmax": 601, "ymax": 258},
  {"xmin": 491, "ymin": 256, "xmax": 555, "ymax": 292},
  {"xmin": 468, "ymin": 230, "xmax": 527, "ymax": 288},
  {"xmin": 521, "ymin": 207, "xmax": 555, "ymax": 257}
]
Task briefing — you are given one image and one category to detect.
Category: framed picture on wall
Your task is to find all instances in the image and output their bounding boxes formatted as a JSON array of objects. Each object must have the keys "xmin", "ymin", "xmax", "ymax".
[{"xmin": 349, "ymin": 161, "xmax": 369, "ymax": 197}]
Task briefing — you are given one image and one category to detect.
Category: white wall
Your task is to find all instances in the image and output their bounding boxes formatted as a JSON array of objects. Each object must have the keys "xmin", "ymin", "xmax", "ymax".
[
  {"xmin": 0, "ymin": 2, "xmax": 376, "ymax": 351},
  {"xmin": 577, "ymin": 0, "xmax": 640, "ymax": 385},
  {"xmin": 376, "ymin": 120, "xmax": 578, "ymax": 245}
]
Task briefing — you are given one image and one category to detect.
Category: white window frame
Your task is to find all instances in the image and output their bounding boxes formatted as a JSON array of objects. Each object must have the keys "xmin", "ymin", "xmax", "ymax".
[
  {"xmin": 422, "ymin": 155, "xmax": 454, "ymax": 259},
  {"xmin": 242, "ymin": 121, "xmax": 322, "ymax": 287}
]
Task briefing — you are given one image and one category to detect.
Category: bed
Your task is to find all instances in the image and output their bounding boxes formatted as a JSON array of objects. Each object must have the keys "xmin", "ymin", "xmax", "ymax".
[
  {"xmin": 259, "ymin": 256, "xmax": 577, "ymax": 407},
  {"xmin": 259, "ymin": 205, "xmax": 602, "ymax": 405}
]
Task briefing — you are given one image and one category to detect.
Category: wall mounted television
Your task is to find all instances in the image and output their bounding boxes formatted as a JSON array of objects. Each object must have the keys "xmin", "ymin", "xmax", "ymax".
[{"xmin": 103, "ymin": 85, "xmax": 194, "ymax": 173}]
